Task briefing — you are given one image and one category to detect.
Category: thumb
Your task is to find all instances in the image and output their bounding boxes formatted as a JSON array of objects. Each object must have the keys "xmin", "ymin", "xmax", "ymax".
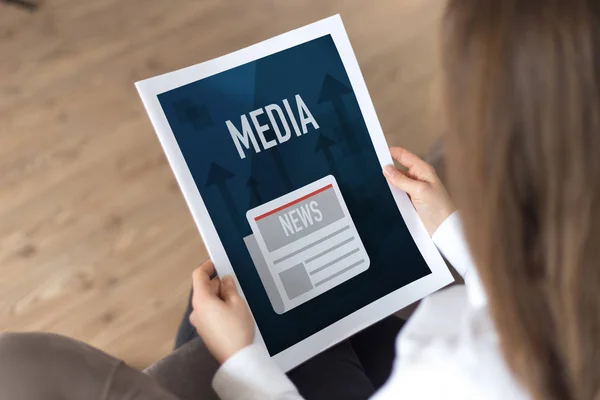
[
  {"xmin": 220, "ymin": 276, "xmax": 241, "ymax": 303},
  {"xmin": 383, "ymin": 165, "xmax": 424, "ymax": 195}
]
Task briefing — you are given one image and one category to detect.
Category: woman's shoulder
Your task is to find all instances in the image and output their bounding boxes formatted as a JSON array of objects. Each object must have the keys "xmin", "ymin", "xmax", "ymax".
[{"xmin": 373, "ymin": 285, "xmax": 529, "ymax": 400}]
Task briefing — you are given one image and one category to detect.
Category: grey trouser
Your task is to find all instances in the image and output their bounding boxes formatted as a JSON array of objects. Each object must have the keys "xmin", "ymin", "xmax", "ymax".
[
  {"xmin": 0, "ymin": 316, "xmax": 402, "ymax": 400},
  {"xmin": 0, "ymin": 332, "xmax": 218, "ymax": 400}
]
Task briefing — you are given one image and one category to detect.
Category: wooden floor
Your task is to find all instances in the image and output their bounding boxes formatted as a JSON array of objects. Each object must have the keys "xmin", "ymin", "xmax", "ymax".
[{"xmin": 0, "ymin": 0, "xmax": 443, "ymax": 368}]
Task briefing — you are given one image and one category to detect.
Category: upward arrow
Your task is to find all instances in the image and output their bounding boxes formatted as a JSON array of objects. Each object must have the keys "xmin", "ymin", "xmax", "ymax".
[
  {"xmin": 270, "ymin": 147, "xmax": 293, "ymax": 191},
  {"xmin": 205, "ymin": 163, "xmax": 243, "ymax": 233},
  {"xmin": 205, "ymin": 163, "xmax": 234, "ymax": 186},
  {"xmin": 318, "ymin": 74, "xmax": 352, "ymax": 123},
  {"xmin": 247, "ymin": 176, "xmax": 263, "ymax": 208},
  {"xmin": 318, "ymin": 74, "xmax": 353, "ymax": 103},
  {"xmin": 318, "ymin": 74, "xmax": 358, "ymax": 152},
  {"xmin": 315, "ymin": 133, "xmax": 339, "ymax": 178},
  {"xmin": 173, "ymin": 99, "xmax": 213, "ymax": 132}
]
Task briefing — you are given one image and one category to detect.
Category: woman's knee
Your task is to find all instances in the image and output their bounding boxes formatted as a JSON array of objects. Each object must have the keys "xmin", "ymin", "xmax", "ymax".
[
  {"xmin": 0, "ymin": 332, "xmax": 55, "ymax": 366},
  {"xmin": 0, "ymin": 333, "xmax": 179, "ymax": 399},
  {"xmin": 0, "ymin": 332, "xmax": 99, "ymax": 366},
  {"xmin": 0, "ymin": 332, "xmax": 118, "ymax": 399}
]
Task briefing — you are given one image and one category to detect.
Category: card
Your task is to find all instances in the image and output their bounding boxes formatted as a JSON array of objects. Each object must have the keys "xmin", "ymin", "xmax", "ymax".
[{"xmin": 247, "ymin": 175, "xmax": 369, "ymax": 313}]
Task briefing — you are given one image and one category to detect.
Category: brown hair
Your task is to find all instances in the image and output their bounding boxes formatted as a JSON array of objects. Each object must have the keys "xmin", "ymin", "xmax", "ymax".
[{"xmin": 442, "ymin": 1, "xmax": 600, "ymax": 399}]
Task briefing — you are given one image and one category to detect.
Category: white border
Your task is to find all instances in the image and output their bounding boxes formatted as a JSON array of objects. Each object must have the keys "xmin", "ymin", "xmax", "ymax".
[{"xmin": 136, "ymin": 14, "xmax": 453, "ymax": 372}]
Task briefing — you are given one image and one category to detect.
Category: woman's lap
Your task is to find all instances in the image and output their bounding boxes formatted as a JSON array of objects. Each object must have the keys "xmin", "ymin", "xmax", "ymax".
[{"xmin": 288, "ymin": 316, "xmax": 403, "ymax": 399}]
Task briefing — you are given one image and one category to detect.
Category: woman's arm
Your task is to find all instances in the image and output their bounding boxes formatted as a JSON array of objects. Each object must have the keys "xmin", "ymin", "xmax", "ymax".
[
  {"xmin": 432, "ymin": 211, "xmax": 486, "ymax": 307},
  {"xmin": 383, "ymin": 147, "xmax": 486, "ymax": 307},
  {"xmin": 189, "ymin": 261, "xmax": 304, "ymax": 400}
]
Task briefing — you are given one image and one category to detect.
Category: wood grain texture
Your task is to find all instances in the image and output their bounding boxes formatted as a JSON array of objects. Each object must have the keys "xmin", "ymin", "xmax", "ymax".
[{"xmin": 0, "ymin": 0, "xmax": 443, "ymax": 368}]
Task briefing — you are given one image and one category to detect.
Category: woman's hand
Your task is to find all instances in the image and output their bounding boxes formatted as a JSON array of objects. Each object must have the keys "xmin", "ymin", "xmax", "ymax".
[
  {"xmin": 189, "ymin": 260, "xmax": 255, "ymax": 364},
  {"xmin": 383, "ymin": 146, "xmax": 456, "ymax": 236}
]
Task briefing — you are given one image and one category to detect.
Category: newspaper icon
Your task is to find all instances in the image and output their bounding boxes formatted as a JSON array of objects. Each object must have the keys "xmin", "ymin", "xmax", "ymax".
[{"xmin": 246, "ymin": 175, "xmax": 370, "ymax": 314}]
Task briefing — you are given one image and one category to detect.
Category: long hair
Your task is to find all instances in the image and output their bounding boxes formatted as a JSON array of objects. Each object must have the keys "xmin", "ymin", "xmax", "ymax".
[{"xmin": 442, "ymin": 1, "xmax": 600, "ymax": 399}]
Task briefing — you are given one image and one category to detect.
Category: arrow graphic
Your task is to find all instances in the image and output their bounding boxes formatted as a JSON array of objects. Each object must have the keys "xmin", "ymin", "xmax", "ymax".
[
  {"xmin": 318, "ymin": 74, "xmax": 359, "ymax": 152},
  {"xmin": 247, "ymin": 176, "xmax": 263, "ymax": 208},
  {"xmin": 173, "ymin": 99, "xmax": 213, "ymax": 132},
  {"xmin": 315, "ymin": 133, "xmax": 339, "ymax": 177},
  {"xmin": 271, "ymin": 147, "xmax": 293, "ymax": 191},
  {"xmin": 205, "ymin": 163, "xmax": 244, "ymax": 233}
]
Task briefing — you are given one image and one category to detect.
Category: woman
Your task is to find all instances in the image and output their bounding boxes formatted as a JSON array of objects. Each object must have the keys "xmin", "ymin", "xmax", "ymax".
[
  {"xmin": 1, "ymin": 0, "xmax": 598, "ymax": 399},
  {"xmin": 190, "ymin": 0, "xmax": 600, "ymax": 399}
]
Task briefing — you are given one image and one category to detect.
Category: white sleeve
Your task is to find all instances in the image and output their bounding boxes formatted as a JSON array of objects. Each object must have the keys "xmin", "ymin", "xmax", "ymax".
[
  {"xmin": 212, "ymin": 344, "xmax": 303, "ymax": 400},
  {"xmin": 431, "ymin": 211, "xmax": 487, "ymax": 307}
]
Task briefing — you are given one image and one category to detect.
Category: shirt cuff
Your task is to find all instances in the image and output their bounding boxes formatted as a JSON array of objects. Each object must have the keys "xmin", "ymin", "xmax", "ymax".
[
  {"xmin": 432, "ymin": 211, "xmax": 487, "ymax": 308},
  {"xmin": 212, "ymin": 344, "xmax": 300, "ymax": 400}
]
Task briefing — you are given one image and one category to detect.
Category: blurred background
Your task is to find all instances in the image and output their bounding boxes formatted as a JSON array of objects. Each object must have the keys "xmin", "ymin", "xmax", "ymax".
[{"xmin": 0, "ymin": 0, "xmax": 443, "ymax": 368}]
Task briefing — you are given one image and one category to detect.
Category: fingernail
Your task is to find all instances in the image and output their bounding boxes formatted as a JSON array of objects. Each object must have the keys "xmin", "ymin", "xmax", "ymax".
[{"xmin": 383, "ymin": 164, "xmax": 398, "ymax": 176}]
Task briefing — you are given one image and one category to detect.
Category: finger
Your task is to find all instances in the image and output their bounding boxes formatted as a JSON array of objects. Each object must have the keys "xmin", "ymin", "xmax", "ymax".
[
  {"xmin": 389, "ymin": 147, "xmax": 435, "ymax": 181},
  {"xmin": 220, "ymin": 276, "xmax": 241, "ymax": 304},
  {"xmin": 199, "ymin": 260, "xmax": 216, "ymax": 276},
  {"xmin": 192, "ymin": 260, "xmax": 217, "ymax": 300},
  {"xmin": 209, "ymin": 276, "xmax": 221, "ymax": 297},
  {"xmin": 383, "ymin": 165, "xmax": 426, "ymax": 195}
]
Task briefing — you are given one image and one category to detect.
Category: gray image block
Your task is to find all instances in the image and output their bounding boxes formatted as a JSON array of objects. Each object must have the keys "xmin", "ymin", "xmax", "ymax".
[{"xmin": 279, "ymin": 263, "xmax": 314, "ymax": 300}]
